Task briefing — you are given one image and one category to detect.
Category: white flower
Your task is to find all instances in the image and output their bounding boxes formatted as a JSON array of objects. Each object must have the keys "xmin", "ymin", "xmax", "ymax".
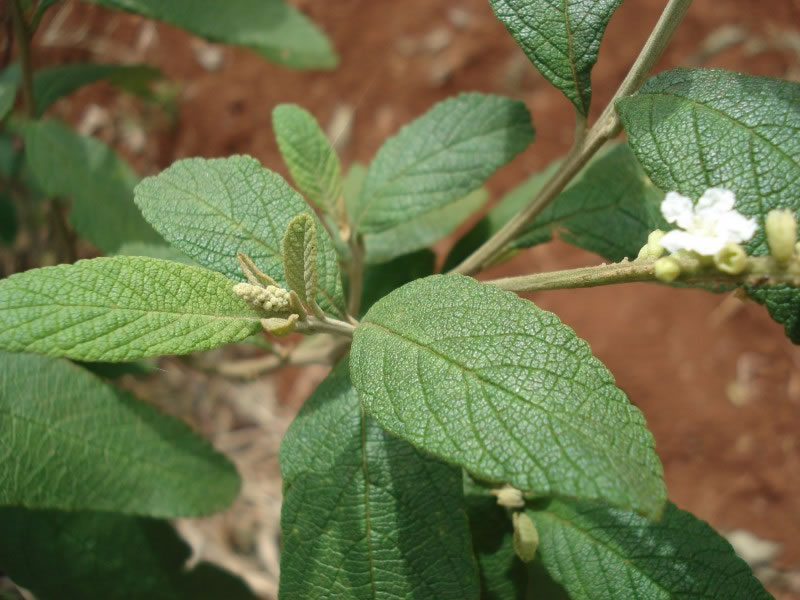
[{"xmin": 659, "ymin": 188, "xmax": 758, "ymax": 256}]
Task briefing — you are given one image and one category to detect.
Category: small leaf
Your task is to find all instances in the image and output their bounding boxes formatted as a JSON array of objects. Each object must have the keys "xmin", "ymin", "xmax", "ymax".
[
  {"xmin": 134, "ymin": 155, "xmax": 346, "ymax": 318},
  {"xmin": 84, "ymin": 0, "xmax": 337, "ymax": 70},
  {"xmin": 364, "ymin": 188, "xmax": 487, "ymax": 264},
  {"xmin": 527, "ymin": 499, "xmax": 772, "ymax": 599},
  {"xmin": 282, "ymin": 213, "xmax": 317, "ymax": 305},
  {"xmin": 351, "ymin": 274, "xmax": 666, "ymax": 518},
  {"xmin": 360, "ymin": 248, "xmax": 436, "ymax": 317},
  {"xmin": 352, "ymin": 93, "xmax": 533, "ymax": 233},
  {"xmin": 746, "ymin": 285, "xmax": 800, "ymax": 344},
  {"xmin": 490, "ymin": 0, "xmax": 623, "ymax": 115},
  {"xmin": 0, "ymin": 351, "xmax": 239, "ymax": 516},
  {"xmin": 280, "ymin": 359, "xmax": 480, "ymax": 599},
  {"xmin": 0, "ymin": 64, "xmax": 19, "ymax": 120},
  {"xmin": 0, "ymin": 508, "xmax": 258, "ymax": 600},
  {"xmin": 23, "ymin": 119, "xmax": 162, "ymax": 253},
  {"xmin": 273, "ymin": 104, "xmax": 344, "ymax": 220},
  {"xmin": 33, "ymin": 63, "xmax": 162, "ymax": 116},
  {"xmin": 0, "ymin": 256, "xmax": 262, "ymax": 361}
]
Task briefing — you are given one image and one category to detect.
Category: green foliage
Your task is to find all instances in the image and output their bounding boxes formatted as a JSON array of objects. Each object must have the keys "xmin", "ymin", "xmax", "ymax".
[
  {"xmin": 0, "ymin": 192, "xmax": 17, "ymax": 245},
  {"xmin": 0, "ymin": 351, "xmax": 239, "ymax": 516},
  {"xmin": 0, "ymin": 508, "xmax": 257, "ymax": 600},
  {"xmin": 273, "ymin": 104, "xmax": 343, "ymax": 219},
  {"xmin": 350, "ymin": 274, "xmax": 666, "ymax": 518},
  {"xmin": 747, "ymin": 284, "xmax": 800, "ymax": 343},
  {"xmin": 23, "ymin": 119, "xmax": 162, "ymax": 253},
  {"xmin": 360, "ymin": 249, "xmax": 436, "ymax": 316},
  {"xmin": 280, "ymin": 360, "xmax": 479, "ymax": 599},
  {"xmin": 115, "ymin": 241, "xmax": 198, "ymax": 266},
  {"xmin": 85, "ymin": 0, "xmax": 337, "ymax": 70},
  {"xmin": 526, "ymin": 499, "xmax": 772, "ymax": 599},
  {"xmin": 134, "ymin": 155, "xmax": 346, "ymax": 318},
  {"xmin": 33, "ymin": 63, "xmax": 162, "ymax": 115},
  {"xmin": 351, "ymin": 93, "xmax": 533, "ymax": 234},
  {"xmin": 282, "ymin": 213, "xmax": 317, "ymax": 305},
  {"xmin": 0, "ymin": 256, "xmax": 262, "ymax": 361},
  {"xmin": 490, "ymin": 0, "xmax": 623, "ymax": 115},
  {"xmin": 0, "ymin": 64, "xmax": 19, "ymax": 120}
]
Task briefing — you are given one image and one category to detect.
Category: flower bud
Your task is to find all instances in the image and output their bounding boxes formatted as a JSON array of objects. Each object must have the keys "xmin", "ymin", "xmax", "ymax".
[
  {"xmin": 512, "ymin": 512, "xmax": 539, "ymax": 563},
  {"xmin": 637, "ymin": 230, "xmax": 666, "ymax": 260},
  {"xmin": 714, "ymin": 242, "xmax": 748, "ymax": 275},
  {"xmin": 654, "ymin": 256, "xmax": 681, "ymax": 282},
  {"xmin": 491, "ymin": 484, "xmax": 525, "ymax": 509},
  {"xmin": 765, "ymin": 209, "xmax": 797, "ymax": 264}
]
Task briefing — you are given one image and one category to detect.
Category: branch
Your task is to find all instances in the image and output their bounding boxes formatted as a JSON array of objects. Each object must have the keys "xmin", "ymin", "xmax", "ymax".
[{"xmin": 10, "ymin": 0, "xmax": 35, "ymax": 118}]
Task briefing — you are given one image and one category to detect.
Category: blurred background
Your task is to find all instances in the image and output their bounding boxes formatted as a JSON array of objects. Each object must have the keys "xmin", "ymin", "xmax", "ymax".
[{"xmin": 2, "ymin": 0, "xmax": 800, "ymax": 598}]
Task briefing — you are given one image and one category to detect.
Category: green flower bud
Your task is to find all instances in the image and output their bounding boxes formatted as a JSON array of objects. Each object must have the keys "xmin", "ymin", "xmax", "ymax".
[
  {"xmin": 654, "ymin": 256, "xmax": 681, "ymax": 282},
  {"xmin": 714, "ymin": 242, "xmax": 748, "ymax": 275},
  {"xmin": 765, "ymin": 209, "xmax": 797, "ymax": 264},
  {"xmin": 636, "ymin": 230, "xmax": 666, "ymax": 260},
  {"xmin": 512, "ymin": 512, "xmax": 539, "ymax": 563}
]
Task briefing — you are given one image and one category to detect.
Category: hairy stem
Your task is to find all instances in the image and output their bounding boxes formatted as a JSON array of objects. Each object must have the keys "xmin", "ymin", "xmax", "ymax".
[
  {"xmin": 451, "ymin": 0, "xmax": 693, "ymax": 276},
  {"xmin": 347, "ymin": 233, "xmax": 365, "ymax": 318},
  {"xmin": 10, "ymin": 0, "xmax": 35, "ymax": 118},
  {"xmin": 296, "ymin": 314, "xmax": 357, "ymax": 338}
]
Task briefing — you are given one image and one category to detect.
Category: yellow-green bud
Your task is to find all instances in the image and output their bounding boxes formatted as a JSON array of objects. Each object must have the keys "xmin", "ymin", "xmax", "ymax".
[
  {"xmin": 673, "ymin": 250, "xmax": 703, "ymax": 274},
  {"xmin": 636, "ymin": 230, "xmax": 666, "ymax": 260},
  {"xmin": 714, "ymin": 242, "xmax": 748, "ymax": 275},
  {"xmin": 654, "ymin": 256, "xmax": 681, "ymax": 282},
  {"xmin": 261, "ymin": 314, "xmax": 299, "ymax": 336},
  {"xmin": 512, "ymin": 512, "xmax": 539, "ymax": 563},
  {"xmin": 765, "ymin": 209, "xmax": 797, "ymax": 264},
  {"xmin": 491, "ymin": 484, "xmax": 525, "ymax": 509}
]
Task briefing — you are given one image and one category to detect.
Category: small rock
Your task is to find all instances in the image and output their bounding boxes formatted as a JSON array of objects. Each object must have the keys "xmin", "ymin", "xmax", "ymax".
[
  {"xmin": 422, "ymin": 27, "xmax": 452, "ymax": 53},
  {"xmin": 191, "ymin": 40, "xmax": 225, "ymax": 71},
  {"xmin": 447, "ymin": 7, "xmax": 472, "ymax": 29},
  {"xmin": 725, "ymin": 529, "xmax": 781, "ymax": 568}
]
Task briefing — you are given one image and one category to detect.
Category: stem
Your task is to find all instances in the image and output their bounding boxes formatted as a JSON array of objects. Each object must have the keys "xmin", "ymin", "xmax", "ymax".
[
  {"xmin": 296, "ymin": 314, "xmax": 357, "ymax": 338},
  {"xmin": 488, "ymin": 256, "xmax": 800, "ymax": 293},
  {"xmin": 347, "ymin": 234, "xmax": 365, "ymax": 317},
  {"xmin": 451, "ymin": 0, "xmax": 692, "ymax": 276},
  {"xmin": 216, "ymin": 336, "xmax": 350, "ymax": 379},
  {"xmin": 10, "ymin": 0, "xmax": 35, "ymax": 118}
]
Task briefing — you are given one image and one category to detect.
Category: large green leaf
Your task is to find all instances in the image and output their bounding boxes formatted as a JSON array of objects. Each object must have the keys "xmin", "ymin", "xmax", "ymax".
[
  {"xmin": 0, "ymin": 256, "xmax": 262, "ymax": 361},
  {"xmin": 0, "ymin": 508, "xmax": 257, "ymax": 600},
  {"xmin": 0, "ymin": 64, "xmax": 19, "ymax": 120},
  {"xmin": 490, "ymin": 0, "xmax": 623, "ymax": 115},
  {"xmin": 134, "ymin": 155, "xmax": 346, "ymax": 318},
  {"xmin": 273, "ymin": 104, "xmax": 343, "ymax": 218},
  {"xmin": 85, "ymin": 0, "xmax": 337, "ymax": 70},
  {"xmin": 350, "ymin": 275, "xmax": 666, "ymax": 518},
  {"xmin": 352, "ymin": 93, "xmax": 533, "ymax": 234},
  {"xmin": 616, "ymin": 68, "xmax": 800, "ymax": 341},
  {"xmin": 33, "ymin": 63, "xmax": 162, "ymax": 116},
  {"xmin": 0, "ymin": 351, "xmax": 239, "ymax": 516},
  {"xmin": 280, "ymin": 359, "xmax": 480, "ymax": 599},
  {"xmin": 527, "ymin": 499, "xmax": 771, "ymax": 599},
  {"xmin": 23, "ymin": 119, "xmax": 162, "ymax": 253}
]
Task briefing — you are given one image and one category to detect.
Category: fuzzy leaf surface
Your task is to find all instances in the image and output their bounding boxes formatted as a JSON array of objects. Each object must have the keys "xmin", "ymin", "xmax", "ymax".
[
  {"xmin": 280, "ymin": 359, "xmax": 480, "ymax": 599},
  {"xmin": 353, "ymin": 93, "xmax": 533, "ymax": 233},
  {"xmin": 282, "ymin": 213, "xmax": 317, "ymax": 305},
  {"xmin": 33, "ymin": 63, "xmax": 161, "ymax": 115},
  {"xmin": 0, "ymin": 256, "xmax": 262, "ymax": 361},
  {"xmin": 85, "ymin": 0, "xmax": 337, "ymax": 69},
  {"xmin": 273, "ymin": 104, "xmax": 343, "ymax": 217},
  {"xmin": 23, "ymin": 119, "xmax": 161, "ymax": 253},
  {"xmin": 351, "ymin": 275, "xmax": 666, "ymax": 518},
  {"xmin": 490, "ymin": 0, "xmax": 623, "ymax": 115},
  {"xmin": 0, "ymin": 351, "xmax": 239, "ymax": 516},
  {"xmin": 0, "ymin": 508, "xmax": 257, "ymax": 600},
  {"xmin": 617, "ymin": 68, "xmax": 800, "ymax": 340},
  {"xmin": 134, "ymin": 155, "xmax": 346, "ymax": 317},
  {"xmin": 527, "ymin": 499, "xmax": 771, "ymax": 599}
]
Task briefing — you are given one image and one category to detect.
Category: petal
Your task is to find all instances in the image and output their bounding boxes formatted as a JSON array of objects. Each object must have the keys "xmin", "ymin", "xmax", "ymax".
[
  {"xmin": 661, "ymin": 191, "xmax": 694, "ymax": 228},
  {"xmin": 661, "ymin": 230, "xmax": 726, "ymax": 255},
  {"xmin": 715, "ymin": 211, "xmax": 758, "ymax": 243},
  {"xmin": 696, "ymin": 187, "xmax": 736, "ymax": 219}
]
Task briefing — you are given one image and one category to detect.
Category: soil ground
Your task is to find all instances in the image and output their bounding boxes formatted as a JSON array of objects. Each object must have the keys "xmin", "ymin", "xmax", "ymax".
[{"xmin": 8, "ymin": 0, "xmax": 800, "ymax": 598}]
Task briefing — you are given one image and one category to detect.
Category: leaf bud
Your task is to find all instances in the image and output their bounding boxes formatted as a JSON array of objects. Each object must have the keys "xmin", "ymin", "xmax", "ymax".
[
  {"xmin": 765, "ymin": 209, "xmax": 797, "ymax": 264},
  {"xmin": 261, "ymin": 314, "xmax": 299, "ymax": 336},
  {"xmin": 490, "ymin": 484, "xmax": 525, "ymax": 509},
  {"xmin": 654, "ymin": 256, "xmax": 681, "ymax": 282},
  {"xmin": 714, "ymin": 242, "xmax": 748, "ymax": 275},
  {"xmin": 512, "ymin": 512, "xmax": 539, "ymax": 563}
]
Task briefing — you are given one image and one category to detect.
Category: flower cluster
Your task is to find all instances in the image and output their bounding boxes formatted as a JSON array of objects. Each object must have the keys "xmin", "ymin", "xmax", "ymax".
[{"xmin": 232, "ymin": 282, "xmax": 291, "ymax": 312}]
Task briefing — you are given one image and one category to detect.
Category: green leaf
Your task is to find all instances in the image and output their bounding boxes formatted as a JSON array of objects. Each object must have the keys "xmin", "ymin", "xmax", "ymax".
[
  {"xmin": 282, "ymin": 213, "xmax": 317, "ymax": 305},
  {"xmin": 360, "ymin": 248, "xmax": 436, "ymax": 317},
  {"xmin": 364, "ymin": 187, "xmax": 488, "ymax": 264},
  {"xmin": 352, "ymin": 93, "xmax": 533, "ymax": 234},
  {"xmin": 0, "ymin": 351, "xmax": 238, "ymax": 515},
  {"xmin": 115, "ymin": 241, "xmax": 198, "ymax": 266},
  {"xmin": 0, "ymin": 508, "xmax": 257, "ymax": 600},
  {"xmin": 23, "ymin": 119, "xmax": 162, "ymax": 253},
  {"xmin": 490, "ymin": 0, "xmax": 623, "ymax": 115},
  {"xmin": 616, "ymin": 68, "xmax": 800, "ymax": 341},
  {"xmin": 746, "ymin": 285, "xmax": 800, "ymax": 343},
  {"xmin": 280, "ymin": 359, "xmax": 480, "ymax": 600},
  {"xmin": 85, "ymin": 0, "xmax": 337, "ymax": 70},
  {"xmin": 135, "ymin": 155, "xmax": 346, "ymax": 318},
  {"xmin": 0, "ymin": 64, "xmax": 19, "ymax": 120},
  {"xmin": 273, "ymin": 104, "xmax": 344, "ymax": 218},
  {"xmin": 33, "ymin": 63, "xmax": 162, "ymax": 116},
  {"xmin": 0, "ymin": 256, "xmax": 262, "ymax": 361},
  {"xmin": 0, "ymin": 192, "xmax": 17, "ymax": 245},
  {"xmin": 527, "ymin": 499, "xmax": 771, "ymax": 599},
  {"xmin": 350, "ymin": 274, "xmax": 666, "ymax": 518},
  {"xmin": 76, "ymin": 359, "xmax": 157, "ymax": 379}
]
